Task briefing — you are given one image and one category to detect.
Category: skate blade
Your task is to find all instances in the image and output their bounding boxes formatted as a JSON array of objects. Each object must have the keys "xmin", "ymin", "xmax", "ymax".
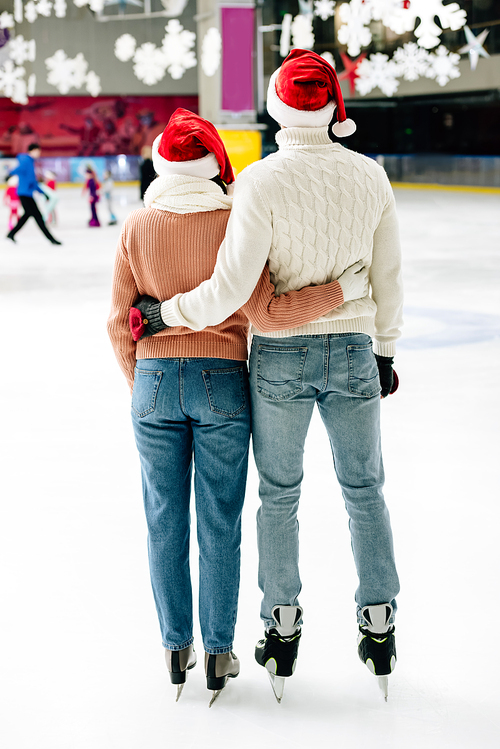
[
  {"xmin": 175, "ymin": 683, "xmax": 184, "ymax": 702},
  {"xmin": 378, "ymin": 676, "xmax": 389, "ymax": 701},
  {"xmin": 267, "ymin": 672, "xmax": 286, "ymax": 704},
  {"xmin": 209, "ymin": 689, "xmax": 223, "ymax": 708}
]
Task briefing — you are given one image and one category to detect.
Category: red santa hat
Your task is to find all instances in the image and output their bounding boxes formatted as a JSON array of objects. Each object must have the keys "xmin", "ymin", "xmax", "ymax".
[
  {"xmin": 152, "ymin": 108, "xmax": 235, "ymax": 185},
  {"xmin": 267, "ymin": 49, "xmax": 356, "ymax": 137}
]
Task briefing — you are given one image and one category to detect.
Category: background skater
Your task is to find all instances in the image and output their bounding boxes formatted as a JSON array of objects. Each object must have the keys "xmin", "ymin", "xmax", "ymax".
[{"xmin": 6, "ymin": 143, "xmax": 61, "ymax": 245}]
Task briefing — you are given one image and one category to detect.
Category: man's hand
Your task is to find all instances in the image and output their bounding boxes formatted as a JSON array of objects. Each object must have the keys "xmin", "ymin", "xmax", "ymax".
[
  {"xmin": 129, "ymin": 295, "xmax": 169, "ymax": 341},
  {"xmin": 374, "ymin": 354, "xmax": 399, "ymax": 398},
  {"xmin": 337, "ymin": 261, "xmax": 369, "ymax": 302}
]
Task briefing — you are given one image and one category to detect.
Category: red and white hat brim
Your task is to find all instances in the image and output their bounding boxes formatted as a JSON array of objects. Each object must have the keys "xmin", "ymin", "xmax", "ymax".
[
  {"xmin": 152, "ymin": 133, "xmax": 220, "ymax": 180},
  {"xmin": 266, "ymin": 69, "xmax": 336, "ymax": 128}
]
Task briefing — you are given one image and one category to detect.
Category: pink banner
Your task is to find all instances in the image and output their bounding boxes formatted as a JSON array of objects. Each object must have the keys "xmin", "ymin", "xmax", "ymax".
[{"xmin": 221, "ymin": 7, "xmax": 255, "ymax": 113}]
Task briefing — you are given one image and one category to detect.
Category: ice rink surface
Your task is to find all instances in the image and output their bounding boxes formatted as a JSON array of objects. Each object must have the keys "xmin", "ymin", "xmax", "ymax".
[{"xmin": 1, "ymin": 184, "xmax": 499, "ymax": 749}]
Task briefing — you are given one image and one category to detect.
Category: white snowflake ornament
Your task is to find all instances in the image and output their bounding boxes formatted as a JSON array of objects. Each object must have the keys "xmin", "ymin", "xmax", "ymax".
[
  {"xmin": 338, "ymin": 0, "xmax": 372, "ymax": 57},
  {"xmin": 24, "ymin": 1, "xmax": 39, "ymax": 22},
  {"xmin": 201, "ymin": 27, "xmax": 221, "ymax": 77},
  {"xmin": 398, "ymin": 0, "xmax": 467, "ymax": 49},
  {"xmin": 425, "ymin": 44, "xmax": 461, "ymax": 85},
  {"xmin": 11, "ymin": 77, "xmax": 28, "ymax": 104},
  {"xmin": 320, "ymin": 51, "xmax": 336, "ymax": 68},
  {"xmin": 355, "ymin": 52, "xmax": 400, "ymax": 96},
  {"xmin": 85, "ymin": 70, "xmax": 101, "ymax": 96},
  {"xmin": 28, "ymin": 73, "xmax": 36, "ymax": 95},
  {"xmin": 161, "ymin": 19, "xmax": 196, "ymax": 80},
  {"xmin": 114, "ymin": 33, "xmax": 137, "ymax": 62},
  {"xmin": 72, "ymin": 52, "xmax": 88, "ymax": 88},
  {"xmin": 314, "ymin": 0, "xmax": 336, "ymax": 21},
  {"xmin": 291, "ymin": 14, "xmax": 315, "ymax": 49},
  {"xmin": 0, "ymin": 60, "xmax": 26, "ymax": 98},
  {"xmin": 365, "ymin": 0, "xmax": 409, "ymax": 35},
  {"xmin": 54, "ymin": 0, "xmax": 67, "ymax": 17},
  {"xmin": 393, "ymin": 42, "xmax": 431, "ymax": 81},
  {"xmin": 9, "ymin": 36, "xmax": 36, "ymax": 66},
  {"xmin": 0, "ymin": 11, "xmax": 15, "ymax": 28},
  {"xmin": 133, "ymin": 42, "xmax": 167, "ymax": 85},
  {"xmin": 37, "ymin": 0, "xmax": 53, "ymax": 17}
]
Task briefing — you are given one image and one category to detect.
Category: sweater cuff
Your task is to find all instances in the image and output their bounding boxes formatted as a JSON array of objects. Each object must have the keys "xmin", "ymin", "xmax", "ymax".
[
  {"xmin": 373, "ymin": 340, "xmax": 397, "ymax": 357},
  {"xmin": 160, "ymin": 297, "xmax": 182, "ymax": 327}
]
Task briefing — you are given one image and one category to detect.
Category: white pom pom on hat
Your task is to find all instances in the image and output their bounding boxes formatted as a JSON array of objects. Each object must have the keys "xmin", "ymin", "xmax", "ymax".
[{"xmin": 267, "ymin": 48, "xmax": 356, "ymax": 137}]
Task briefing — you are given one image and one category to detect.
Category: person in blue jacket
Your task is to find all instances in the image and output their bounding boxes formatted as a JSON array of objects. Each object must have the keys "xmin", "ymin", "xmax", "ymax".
[{"xmin": 6, "ymin": 143, "xmax": 61, "ymax": 245}]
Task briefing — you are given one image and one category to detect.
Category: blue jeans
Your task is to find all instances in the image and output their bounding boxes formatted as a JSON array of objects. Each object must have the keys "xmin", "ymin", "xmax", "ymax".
[
  {"xmin": 249, "ymin": 334, "xmax": 400, "ymax": 628},
  {"xmin": 131, "ymin": 358, "xmax": 250, "ymax": 654}
]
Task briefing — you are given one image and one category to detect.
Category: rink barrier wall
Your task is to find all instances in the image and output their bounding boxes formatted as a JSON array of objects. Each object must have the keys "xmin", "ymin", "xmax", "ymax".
[{"xmin": 1, "ymin": 155, "xmax": 500, "ymax": 191}]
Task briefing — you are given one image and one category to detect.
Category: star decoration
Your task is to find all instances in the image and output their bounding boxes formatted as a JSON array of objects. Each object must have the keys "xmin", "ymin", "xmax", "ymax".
[
  {"xmin": 458, "ymin": 25, "xmax": 490, "ymax": 71},
  {"xmin": 338, "ymin": 52, "xmax": 367, "ymax": 95}
]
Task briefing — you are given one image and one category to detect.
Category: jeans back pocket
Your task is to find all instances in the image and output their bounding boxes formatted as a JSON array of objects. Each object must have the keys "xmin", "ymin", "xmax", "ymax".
[
  {"xmin": 256, "ymin": 345, "xmax": 307, "ymax": 401},
  {"xmin": 132, "ymin": 368, "xmax": 163, "ymax": 417},
  {"xmin": 347, "ymin": 343, "xmax": 380, "ymax": 398},
  {"xmin": 202, "ymin": 366, "xmax": 247, "ymax": 418}
]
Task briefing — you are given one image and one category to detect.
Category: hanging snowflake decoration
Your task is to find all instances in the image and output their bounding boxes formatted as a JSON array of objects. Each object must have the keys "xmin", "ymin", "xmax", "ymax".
[
  {"xmin": 72, "ymin": 52, "xmax": 89, "ymax": 88},
  {"xmin": 24, "ymin": 1, "xmax": 39, "ymax": 23},
  {"xmin": 114, "ymin": 33, "xmax": 137, "ymax": 62},
  {"xmin": 0, "ymin": 59, "xmax": 26, "ymax": 98},
  {"xmin": 37, "ymin": 0, "xmax": 53, "ymax": 17},
  {"xmin": 425, "ymin": 44, "xmax": 461, "ymax": 85},
  {"xmin": 0, "ymin": 11, "xmax": 14, "ymax": 28},
  {"xmin": 46, "ymin": 49, "xmax": 77, "ymax": 93},
  {"xmin": 45, "ymin": 49, "xmax": 99, "ymax": 94},
  {"xmin": 396, "ymin": 0, "xmax": 467, "ymax": 49},
  {"xmin": 201, "ymin": 27, "xmax": 221, "ymax": 77},
  {"xmin": 291, "ymin": 14, "xmax": 315, "ymax": 49},
  {"xmin": 393, "ymin": 42, "xmax": 431, "ymax": 81},
  {"xmin": 337, "ymin": 0, "xmax": 372, "ymax": 57},
  {"xmin": 28, "ymin": 73, "xmax": 36, "ymax": 95},
  {"xmin": 365, "ymin": 0, "xmax": 409, "ymax": 35},
  {"xmin": 9, "ymin": 36, "xmax": 36, "ymax": 66},
  {"xmin": 161, "ymin": 19, "xmax": 196, "ymax": 80},
  {"xmin": 314, "ymin": 0, "xmax": 336, "ymax": 21},
  {"xmin": 320, "ymin": 51, "xmax": 336, "ymax": 68},
  {"xmin": 133, "ymin": 42, "xmax": 168, "ymax": 85},
  {"xmin": 54, "ymin": 0, "xmax": 67, "ymax": 17},
  {"xmin": 355, "ymin": 52, "xmax": 400, "ymax": 96},
  {"xmin": 14, "ymin": 0, "xmax": 23, "ymax": 24},
  {"xmin": 11, "ymin": 77, "xmax": 28, "ymax": 104},
  {"xmin": 85, "ymin": 70, "xmax": 101, "ymax": 96}
]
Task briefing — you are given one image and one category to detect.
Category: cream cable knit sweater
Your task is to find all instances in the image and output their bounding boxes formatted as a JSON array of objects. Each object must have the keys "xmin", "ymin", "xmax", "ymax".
[{"xmin": 160, "ymin": 127, "xmax": 403, "ymax": 356}]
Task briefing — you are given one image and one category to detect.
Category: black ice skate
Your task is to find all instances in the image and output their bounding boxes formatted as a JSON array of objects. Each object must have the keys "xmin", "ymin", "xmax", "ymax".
[
  {"xmin": 205, "ymin": 651, "xmax": 240, "ymax": 707},
  {"xmin": 165, "ymin": 644, "xmax": 197, "ymax": 702},
  {"xmin": 357, "ymin": 603, "xmax": 396, "ymax": 701},
  {"xmin": 255, "ymin": 605, "xmax": 302, "ymax": 703}
]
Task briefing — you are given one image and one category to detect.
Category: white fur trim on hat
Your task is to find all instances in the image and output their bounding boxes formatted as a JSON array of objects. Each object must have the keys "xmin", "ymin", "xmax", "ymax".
[
  {"xmin": 266, "ymin": 69, "xmax": 336, "ymax": 128},
  {"xmin": 152, "ymin": 133, "xmax": 220, "ymax": 179}
]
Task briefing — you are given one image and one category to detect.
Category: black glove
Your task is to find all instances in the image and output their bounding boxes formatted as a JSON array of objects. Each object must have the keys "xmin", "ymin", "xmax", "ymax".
[
  {"xmin": 129, "ymin": 295, "xmax": 169, "ymax": 341},
  {"xmin": 374, "ymin": 354, "xmax": 399, "ymax": 398}
]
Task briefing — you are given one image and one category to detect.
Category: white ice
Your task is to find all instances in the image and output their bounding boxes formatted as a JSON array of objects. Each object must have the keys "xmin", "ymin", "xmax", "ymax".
[{"xmin": 1, "ymin": 185, "xmax": 499, "ymax": 749}]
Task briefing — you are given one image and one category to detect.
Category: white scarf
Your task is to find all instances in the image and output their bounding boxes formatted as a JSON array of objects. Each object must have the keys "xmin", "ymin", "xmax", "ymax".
[{"xmin": 143, "ymin": 174, "xmax": 233, "ymax": 214}]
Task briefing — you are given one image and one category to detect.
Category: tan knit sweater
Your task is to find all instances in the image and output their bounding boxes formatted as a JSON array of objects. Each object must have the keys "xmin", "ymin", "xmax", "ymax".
[{"xmin": 108, "ymin": 206, "xmax": 344, "ymax": 391}]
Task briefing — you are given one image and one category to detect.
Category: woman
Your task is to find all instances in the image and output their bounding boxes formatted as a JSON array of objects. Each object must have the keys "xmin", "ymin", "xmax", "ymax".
[
  {"xmin": 83, "ymin": 166, "xmax": 100, "ymax": 227},
  {"xmin": 107, "ymin": 109, "xmax": 365, "ymax": 705}
]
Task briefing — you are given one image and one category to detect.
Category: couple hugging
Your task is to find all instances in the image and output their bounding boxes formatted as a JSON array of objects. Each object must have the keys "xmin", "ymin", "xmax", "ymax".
[{"xmin": 108, "ymin": 49, "xmax": 402, "ymax": 707}]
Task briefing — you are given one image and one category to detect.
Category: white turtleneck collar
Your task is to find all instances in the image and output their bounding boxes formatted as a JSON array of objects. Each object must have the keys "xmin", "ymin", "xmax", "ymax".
[{"xmin": 275, "ymin": 126, "xmax": 337, "ymax": 149}]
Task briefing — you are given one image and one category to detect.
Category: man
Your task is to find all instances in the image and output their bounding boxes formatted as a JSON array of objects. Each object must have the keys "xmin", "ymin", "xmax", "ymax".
[
  {"xmin": 136, "ymin": 49, "xmax": 403, "ymax": 702},
  {"xmin": 6, "ymin": 143, "xmax": 61, "ymax": 245}
]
